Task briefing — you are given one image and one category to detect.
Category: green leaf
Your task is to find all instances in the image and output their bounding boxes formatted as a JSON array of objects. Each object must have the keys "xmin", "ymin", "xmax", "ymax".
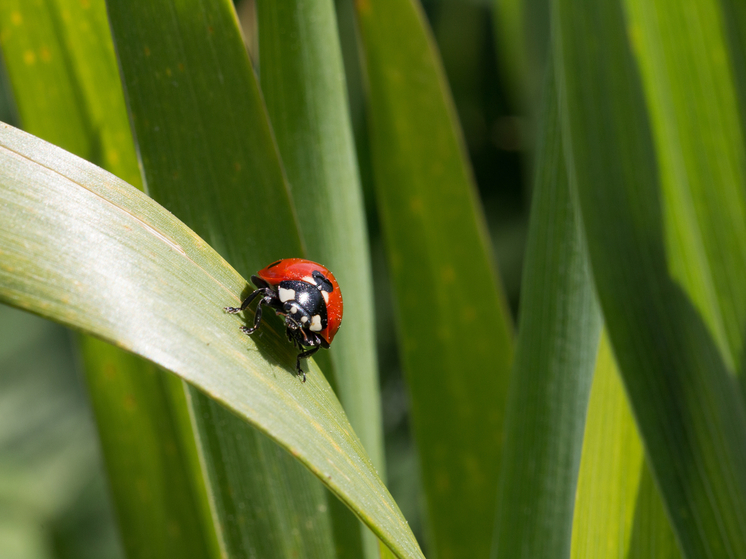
[
  {"xmin": 0, "ymin": 306, "xmax": 122, "ymax": 559},
  {"xmin": 492, "ymin": 0, "xmax": 550, "ymax": 112},
  {"xmin": 103, "ymin": 0, "xmax": 361, "ymax": 555},
  {"xmin": 0, "ymin": 2, "xmax": 219, "ymax": 556},
  {"xmin": 570, "ymin": 334, "xmax": 680, "ymax": 559},
  {"xmin": 555, "ymin": 0, "xmax": 746, "ymax": 556},
  {"xmin": 356, "ymin": 0, "xmax": 514, "ymax": 556},
  {"xmin": 80, "ymin": 342, "xmax": 220, "ymax": 559},
  {"xmin": 0, "ymin": 123, "xmax": 424, "ymax": 559},
  {"xmin": 621, "ymin": 0, "xmax": 746, "ymax": 380},
  {"xmin": 257, "ymin": 0, "xmax": 383, "ymax": 469},
  {"xmin": 185, "ymin": 391, "xmax": 339, "ymax": 557},
  {"xmin": 256, "ymin": 1, "xmax": 385, "ymax": 556},
  {"xmin": 0, "ymin": 0, "xmax": 138, "ymax": 187},
  {"xmin": 492, "ymin": 70, "xmax": 600, "ymax": 559}
]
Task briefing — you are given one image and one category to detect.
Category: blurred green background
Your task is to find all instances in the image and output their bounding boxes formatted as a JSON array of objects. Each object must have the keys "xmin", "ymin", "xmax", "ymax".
[{"xmin": 0, "ymin": 0, "xmax": 525, "ymax": 556}]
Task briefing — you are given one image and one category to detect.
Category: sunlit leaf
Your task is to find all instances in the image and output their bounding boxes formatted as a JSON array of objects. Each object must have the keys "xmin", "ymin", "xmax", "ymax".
[{"xmin": 0, "ymin": 123, "xmax": 425, "ymax": 559}]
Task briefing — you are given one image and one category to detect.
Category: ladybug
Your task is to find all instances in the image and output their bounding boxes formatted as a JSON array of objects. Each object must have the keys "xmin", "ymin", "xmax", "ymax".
[{"xmin": 225, "ymin": 258, "xmax": 343, "ymax": 382}]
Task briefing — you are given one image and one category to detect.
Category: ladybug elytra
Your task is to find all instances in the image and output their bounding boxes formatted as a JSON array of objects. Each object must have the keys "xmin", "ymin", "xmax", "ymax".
[{"xmin": 225, "ymin": 258, "xmax": 343, "ymax": 382}]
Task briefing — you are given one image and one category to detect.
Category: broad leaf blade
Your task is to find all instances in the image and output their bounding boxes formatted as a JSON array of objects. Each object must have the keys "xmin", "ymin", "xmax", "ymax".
[
  {"xmin": 356, "ymin": 1, "xmax": 514, "ymax": 556},
  {"xmin": 0, "ymin": 123, "xmax": 424, "ymax": 559},
  {"xmin": 493, "ymin": 70, "xmax": 600, "ymax": 559},
  {"xmin": 555, "ymin": 0, "xmax": 746, "ymax": 556}
]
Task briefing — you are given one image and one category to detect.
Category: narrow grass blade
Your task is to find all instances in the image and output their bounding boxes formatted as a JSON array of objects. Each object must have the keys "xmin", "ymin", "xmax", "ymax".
[
  {"xmin": 356, "ymin": 1, "xmax": 514, "ymax": 556},
  {"xmin": 555, "ymin": 1, "xmax": 746, "ymax": 556},
  {"xmin": 103, "ymin": 0, "xmax": 356, "ymax": 555},
  {"xmin": 257, "ymin": 0, "xmax": 383, "ymax": 471},
  {"xmin": 186, "ymin": 391, "xmax": 338, "ymax": 557},
  {"xmin": 621, "ymin": 0, "xmax": 746, "ymax": 383},
  {"xmin": 0, "ymin": 3, "xmax": 220, "ymax": 557},
  {"xmin": 492, "ymin": 0, "xmax": 550, "ymax": 111},
  {"xmin": 0, "ymin": 0, "xmax": 138, "ymax": 187},
  {"xmin": 257, "ymin": 2, "xmax": 384, "ymax": 556},
  {"xmin": 492, "ymin": 70, "xmax": 600, "ymax": 559},
  {"xmin": 80, "ymin": 344, "xmax": 221, "ymax": 558},
  {"xmin": 0, "ymin": 123, "xmax": 424, "ymax": 559}
]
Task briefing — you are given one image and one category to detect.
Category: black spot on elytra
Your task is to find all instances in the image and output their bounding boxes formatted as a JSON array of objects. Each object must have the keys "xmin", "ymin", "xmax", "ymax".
[{"xmin": 312, "ymin": 270, "xmax": 333, "ymax": 292}]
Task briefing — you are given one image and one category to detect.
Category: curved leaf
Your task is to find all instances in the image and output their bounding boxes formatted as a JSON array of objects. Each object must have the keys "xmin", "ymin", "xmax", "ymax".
[{"xmin": 0, "ymin": 123, "xmax": 424, "ymax": 559}]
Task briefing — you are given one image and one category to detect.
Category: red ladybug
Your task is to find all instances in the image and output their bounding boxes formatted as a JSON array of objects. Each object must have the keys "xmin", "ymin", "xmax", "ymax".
[{"xmin": 225, "ymin": 259, "xmax": 343, "ymax": 382}]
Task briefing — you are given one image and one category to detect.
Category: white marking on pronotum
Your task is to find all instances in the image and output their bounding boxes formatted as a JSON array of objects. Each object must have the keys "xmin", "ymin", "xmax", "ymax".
[
  {"xmin": 303, "ymin": 275, "xmax": 315, "ymax": 285},
  {"xmin": 310, "ymin": 315, "xmax": 322, "ymax": 331},
  {"xmin": 321, "ymin": 291, "xmax": 329, "ymax": 304},
  {"xmin": 301, "ymin": 316, "xmax": 308, "ymax": 324},
  {"xmin": 278, "ymin": 287, "xmax": 295, "ymax": 302}
]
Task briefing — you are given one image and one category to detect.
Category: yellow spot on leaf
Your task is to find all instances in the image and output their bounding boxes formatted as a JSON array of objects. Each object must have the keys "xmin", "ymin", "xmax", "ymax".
[
  {"xmin": 461, "ymin": 305, "xmax": 477, "ymax": 323},
  {"xmin": 106, "ymin": 149, "xmax": 120, "ymax": 165},
  {"xmin": 167, "ymin": 520, "xmax": 181, "ymax": 537},
  {"xmin": 123, "ymin": 393, "xmax": 137, "ymax": 411},
  {"xmin": 441, "ymin": 265, "xmax": 455, "ymax": 284},
  {"xmin": 435, "ymin": 471, "xmax": 451, "ymax": 492},
  {"xmin": 23, "ymin": 50, "xmax": 36, "ymax": 65},
  {"xmin": 10, "ymin": 11, "xmax": 22, "ymax": 25}
]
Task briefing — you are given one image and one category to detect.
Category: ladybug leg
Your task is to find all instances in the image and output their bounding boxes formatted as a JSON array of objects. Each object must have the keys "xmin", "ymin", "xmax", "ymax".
[
  {"xmin": 240, "ymin": 295, "xmax": 274, "ymax": 335},
  {"xmin": 224, "ymin": 287, "xmax": 272, "ymax": 314},
  {"xmin": 285, "ymin": 324, "xmax": 304, "ymax": 348},
  {"xmin": 294, "ymin": 332, "xmax": 326, "ymax": 382},
  {"xmin": 295, "ymin": 345, "xmax": 321, "ymax": 383}
]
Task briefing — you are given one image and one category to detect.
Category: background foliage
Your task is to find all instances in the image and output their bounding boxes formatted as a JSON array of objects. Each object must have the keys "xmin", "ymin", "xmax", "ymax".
[{"xmin": 2, "ymin": 0, "xmax": 746, "ymax": 558}]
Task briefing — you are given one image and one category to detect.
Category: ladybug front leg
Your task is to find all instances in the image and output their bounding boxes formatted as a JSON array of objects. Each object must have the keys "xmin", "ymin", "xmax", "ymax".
[
  {"xmin": 224, "ymin": 287, "xmax": 271, "ymax": 314},
  {"xmin": 239, "ymin": 295, "xmax": 275, "ymax": 335}
]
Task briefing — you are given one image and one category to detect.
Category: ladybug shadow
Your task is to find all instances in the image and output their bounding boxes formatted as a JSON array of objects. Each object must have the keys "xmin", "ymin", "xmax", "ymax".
[{"xmin": 234, "ymin": 285, "xmax": 303, "ymax": 381}]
